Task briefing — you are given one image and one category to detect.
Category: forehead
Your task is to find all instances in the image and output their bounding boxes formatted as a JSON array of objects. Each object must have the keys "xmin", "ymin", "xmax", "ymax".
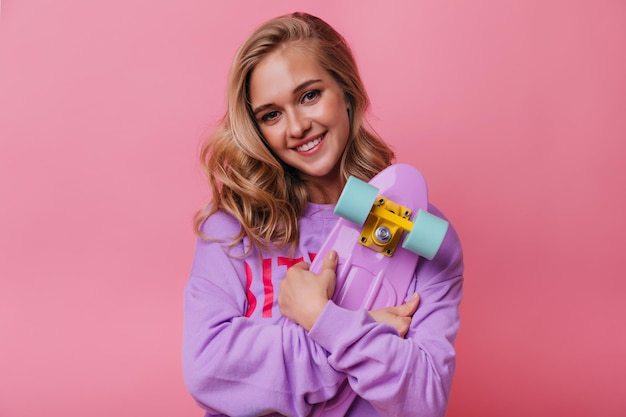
[{"xmin": 248, "ymin": 45, "xmax": 332, "ymax": 105}]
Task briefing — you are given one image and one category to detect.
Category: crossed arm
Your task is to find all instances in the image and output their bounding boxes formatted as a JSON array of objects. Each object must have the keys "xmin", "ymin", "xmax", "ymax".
[
  {"xmin": 183, "ymin": 208, "xmax": 463, "ymax": 417},
  {"xmin": 279, "ymin": 249, "xmax": 421, "ymax": 336}
]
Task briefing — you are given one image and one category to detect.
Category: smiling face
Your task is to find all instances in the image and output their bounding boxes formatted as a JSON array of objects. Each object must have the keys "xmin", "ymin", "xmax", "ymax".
[{"xmin": 248, "ymin": 44, "xmax": 351, "ymax": 202}]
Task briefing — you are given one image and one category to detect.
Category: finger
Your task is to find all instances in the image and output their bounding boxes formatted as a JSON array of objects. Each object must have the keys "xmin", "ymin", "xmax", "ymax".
[
  {"xmin": 319, "ymin": 250, "xmax": 338, "ymax": 298},
  {"xmin": 399, "ymin": 293, "xmax": 421, "ymax": 317},
  {"xmin": 398, "ymin": 317, "xmax": 412, "ymax": 338},
  {"xmin": 321, "ymin": 250, "xmax": 338, "ymax": 271},
  {"xmin": 318, "ymin": 250, "xmax": 338, "ymax": 280}
]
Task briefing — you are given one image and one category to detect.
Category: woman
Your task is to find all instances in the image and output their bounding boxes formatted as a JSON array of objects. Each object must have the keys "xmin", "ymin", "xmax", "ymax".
[{"xmin": 183, "ymin": 12, "xmax": 463, "ymax": 417}]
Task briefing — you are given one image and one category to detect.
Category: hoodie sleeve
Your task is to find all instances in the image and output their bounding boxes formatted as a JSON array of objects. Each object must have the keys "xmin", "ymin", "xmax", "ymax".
[
  {"xmin": 308, "ymin": 205, "xmax": 464, "ymax": 417},
  {"xmin": 182, "ymin": 211, "xmax": 345, "ymax": 417}
]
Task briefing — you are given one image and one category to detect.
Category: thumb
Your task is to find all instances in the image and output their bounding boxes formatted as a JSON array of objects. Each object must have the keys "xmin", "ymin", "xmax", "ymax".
[
  {"xmin": 320, "ymin": 250, "xmax": 338, "ymax": 274},
  {"xmin": 398, "ymin": 293, "xmax": 420, "ymax": 317},
  {"xmin": 319, "ymin": 250, "xmax": 338, "ymax": 298}
]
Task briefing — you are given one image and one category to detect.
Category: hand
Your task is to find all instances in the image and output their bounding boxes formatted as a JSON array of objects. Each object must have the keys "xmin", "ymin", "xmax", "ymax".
[
  {"xmin": 369, "ymin": 293, "xmax": 420, "ymax": 337},
  {"xmin": 278, "ymin": 250, "xmax": 338, "ymax": 331}
]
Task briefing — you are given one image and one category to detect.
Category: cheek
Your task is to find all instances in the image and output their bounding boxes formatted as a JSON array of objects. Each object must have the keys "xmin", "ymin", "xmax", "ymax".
[
  {"xmin": 337, "ymin": 105, "xmax": 351, "ymax": 137},
  {"xmin": 323, "ymin": 97, "xmax": 349, "ymax": 127},
  {"xmin": 260, "ymin": 126, "xmax": 282, "ymax": 150}
]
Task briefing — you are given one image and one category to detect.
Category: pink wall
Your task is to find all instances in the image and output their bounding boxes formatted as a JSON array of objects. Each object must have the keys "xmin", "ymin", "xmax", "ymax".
[{"xmin": 1, "ymin": 1, "xmax": 625, "ymax": 416}]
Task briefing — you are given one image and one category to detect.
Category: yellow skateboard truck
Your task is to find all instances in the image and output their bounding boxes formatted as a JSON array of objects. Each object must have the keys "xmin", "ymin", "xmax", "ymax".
[{"xmin": 359, "ymin": 197, "xmax": 414, "ymax": 257}]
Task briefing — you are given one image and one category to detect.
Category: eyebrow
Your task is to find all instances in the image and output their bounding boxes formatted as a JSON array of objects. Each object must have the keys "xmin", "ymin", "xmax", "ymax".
[{"xmin": 252, "ymin": 79, "xmax": 322, "ymax": 116}]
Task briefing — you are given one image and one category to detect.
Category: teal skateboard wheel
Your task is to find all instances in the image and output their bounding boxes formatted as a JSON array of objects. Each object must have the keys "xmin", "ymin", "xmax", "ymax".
[
  {"xmin": 334, "ymin": 176, "xmax": 379, "ymax": 226},
  {"xmin": 402, "ymin": 210, "xmax": 449, "ymax": 260}
]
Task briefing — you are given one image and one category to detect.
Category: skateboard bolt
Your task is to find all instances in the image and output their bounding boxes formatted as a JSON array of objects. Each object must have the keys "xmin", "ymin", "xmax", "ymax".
[
  {"xmin": 378, "ymin": 198, "xmax": 385, "ymax": 206},
  {"xmin": 374, "ymin": 226, "xmax": 392, "ymax": 243}
]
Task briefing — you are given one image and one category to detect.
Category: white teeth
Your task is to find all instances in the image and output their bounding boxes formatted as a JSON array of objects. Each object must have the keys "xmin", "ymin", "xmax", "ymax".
[{"xmin": 296, "ymin": 136, "xmax": 322, "ymax": 152}]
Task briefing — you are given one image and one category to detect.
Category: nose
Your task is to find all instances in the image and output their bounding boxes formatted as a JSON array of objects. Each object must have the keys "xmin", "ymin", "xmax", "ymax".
[{"xmin": 287, "ymin": 109, "xmax": 311, "ymax": 138}]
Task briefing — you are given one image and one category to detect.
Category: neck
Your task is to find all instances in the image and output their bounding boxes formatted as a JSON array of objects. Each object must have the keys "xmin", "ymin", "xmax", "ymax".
[
  {"xmin": 306, "ymin": 176, "xmax": 343, "ymax": 204},
  {"xmin": 308, "ymin": 186, "xmax": 339, "ymax": 204},
  {"xmin": 301, "ymin": 163, "xmax": 344, "ymax": 204}
]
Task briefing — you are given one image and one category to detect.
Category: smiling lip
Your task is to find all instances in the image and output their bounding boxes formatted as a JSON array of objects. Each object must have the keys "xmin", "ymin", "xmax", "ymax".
[{"xmin": 295, "ymin": 134, "xmax": 325, "ymax": 152}]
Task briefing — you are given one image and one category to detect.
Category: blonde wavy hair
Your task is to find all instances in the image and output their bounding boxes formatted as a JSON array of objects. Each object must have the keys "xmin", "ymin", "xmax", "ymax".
[{"xmin": 195, "ymin": 12, "xmax": 395, "ymax": 253}]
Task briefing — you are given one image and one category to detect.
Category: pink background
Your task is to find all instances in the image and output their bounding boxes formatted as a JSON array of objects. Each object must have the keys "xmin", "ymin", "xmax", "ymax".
[{"xmin": 1, "ymin": 1, "xmax": 625, "ymax": 416}]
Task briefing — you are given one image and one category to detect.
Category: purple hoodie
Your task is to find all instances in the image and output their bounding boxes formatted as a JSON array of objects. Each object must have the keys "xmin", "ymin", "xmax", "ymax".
[{"xmin": 183, "ymin": 202, "xmax": 463, "ymax": 417}]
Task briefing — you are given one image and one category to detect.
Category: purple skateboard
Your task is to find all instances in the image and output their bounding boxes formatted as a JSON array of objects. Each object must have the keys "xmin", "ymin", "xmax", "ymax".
[{"xmin": 308, "ymin": 163, "xmax": 449, "ymax": 416}]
